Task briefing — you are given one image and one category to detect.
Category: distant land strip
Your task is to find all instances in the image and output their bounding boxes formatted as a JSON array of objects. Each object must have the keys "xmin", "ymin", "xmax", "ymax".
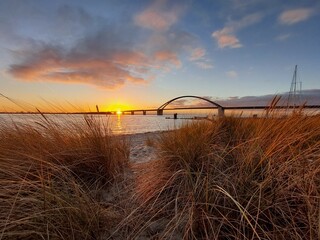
[{"xmin": 1, "ymin": 105, "xmax": 320, "ymax": 115}]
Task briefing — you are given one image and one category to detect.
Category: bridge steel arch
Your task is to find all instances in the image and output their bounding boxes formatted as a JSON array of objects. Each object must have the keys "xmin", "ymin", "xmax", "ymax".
[{"xmin": 157, "ymin": 95, "xmax": 225, "ymax": 117}]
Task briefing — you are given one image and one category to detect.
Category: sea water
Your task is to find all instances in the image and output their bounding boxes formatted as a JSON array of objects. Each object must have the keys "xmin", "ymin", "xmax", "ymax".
[
  {"xmin": 0, "ymin": 113, "xmax": 197, "ymax": 135},
  {"xmin": 1, "ymin": 108, "xmax": 318, "ymax": 135}
]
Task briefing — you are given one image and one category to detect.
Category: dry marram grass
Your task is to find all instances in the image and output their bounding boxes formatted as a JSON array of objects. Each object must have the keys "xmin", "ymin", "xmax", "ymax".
[
  {"xmin": 1, "ymin": 112, "xmax": 320, "ymax": 239},
  {"xmin": 0, "ymin": 115, "xmax": 129, "ymax": 239},
  {"xmin": 133, "ymin": 113, "xmax": 320, "ymax": 239}
]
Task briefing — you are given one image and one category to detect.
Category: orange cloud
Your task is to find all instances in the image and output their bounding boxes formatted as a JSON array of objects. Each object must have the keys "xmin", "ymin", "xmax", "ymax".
[
  {"xmin": 212, "ymin": 13, "xmax": 262, "ymax": 49},
  {"xmin": 189, "ymin": 48, "xmax": 206, "ymax": 61},
  {"xmin": 279, "ymin": 8, "xmax": 314, "ymax": 25},
  {"xmin": 188, "ymin": 47, "xmax": 213, "ymax": 69},
  {"xmin": 154, "ymin": 50, "xmax": 181, "ymax": 68},
  {"xmin": 135, "ymin": 9, "xmax": 177, "ymax": 31},
  {"xmin": 6, "ymin": 2, "xmax": 192, "ymax": 88},
  {"xmin": 134, "ymin": 1, "xmax": 202, "ymax": 71},
  {"xmin": 8, "ymin": 46, "xmax": 154, "ymax": 89},
  {"xmin": 134, "ymin": 0, "xmax": 181, "ymax": 31},
  {"xmin": 212, "ymin": 29, "xmax": 242, "ymax": 48}
]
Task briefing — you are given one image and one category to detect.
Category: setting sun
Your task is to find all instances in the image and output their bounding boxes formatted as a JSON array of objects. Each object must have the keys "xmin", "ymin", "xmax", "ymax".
[
  {"xmin": 116, "ymin": 110, "xmax": 122, "ymax": 115},
  {"xmin": 100, "ymin": 102, "xmax": 132, "ymax": 113}
]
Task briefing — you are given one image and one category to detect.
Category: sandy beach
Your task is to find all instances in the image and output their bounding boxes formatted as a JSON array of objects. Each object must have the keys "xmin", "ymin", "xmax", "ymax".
[{"xmin": 127, "ymin": 131, "xmax": 161, "ymax": 163}]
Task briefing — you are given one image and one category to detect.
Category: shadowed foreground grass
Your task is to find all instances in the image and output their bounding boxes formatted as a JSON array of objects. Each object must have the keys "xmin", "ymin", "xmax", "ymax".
[
  {"xmin": 132, "ymin": 113, "xmax": 320, "ymax": 239},
  {"xmin": 0, "ymin": 115, "xmax": 129, "ymax": 239},
  {"xmin": 1, "ymin": 113, "xmax": 320, "ymax": 239}
]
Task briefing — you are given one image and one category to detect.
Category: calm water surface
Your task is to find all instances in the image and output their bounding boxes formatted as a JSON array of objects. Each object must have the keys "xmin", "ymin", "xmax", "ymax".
[
  {"xmin": 1, "ymin": 109, "xmax": 318, "ymax": 135},
  {"xmin": 0, "ymin": 113, "xmax": 199, "ymax": 135}
]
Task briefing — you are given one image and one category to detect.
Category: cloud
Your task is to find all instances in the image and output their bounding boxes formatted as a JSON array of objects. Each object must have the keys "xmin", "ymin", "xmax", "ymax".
[
  {"xmin": 226, "ymin": 70, "xmax": 238, "ymax": 78},
  {"xmin": 212, "ymin": 13, "xmax": 263, "ymax": 48},
  {"xmin": 4, "ymin": 2, "xmax": 212, "ymax": 88},
  {"xmin": 212, "ymin": 29, "xmax": 242, "ymax": 48},
  {"xmin": 275, "ymin": 33, "xmax": 291, "ymax": 41},
  {"xmin": 189, "ymin": 47, "xmax": 213, "ymax": 69},
  {"xmin": 160, "ymin": 89, "xmax": 320, "ymax": 109},
  {"xmin": 6, "ymin": 4, "xmax": 188, "ymax": 89},
  {"xmin": 134, "ymin": 1, "xmax": 202, "ymax": 71},
  {"xmin": 230, "ymin": 13, "xmax": 263, "ymax": 31},
  {"xmin": 217, "ymin": 89, "xmax": 320, "ymax": 107},
  {"xmin": 189, "ymin": 47, "xmax": 206, "ymax": 61},
  {"xmin": 169, "ymin": 99, "xmax": 190, "ymax": 107},
  {"xmin": 134, "ymin": 0, "xmax": 201, "ymax": 70},
  {"xmin": 135, "ymin": 1, "xmax": 213, "ymax": 71},
  {"xmin": 167, "ymin": 97, "xmax": 219, "ymax": 108},
  {"xmin": 134, "ymin": 0, "xmax": 182, "ymax": 31},
  {"xmin": 7, "ymin": 23, "xmax": 185, "ymax": 89},
  {"xmin": 195, "ymin": 61, "xmax": 214, "ymax": 69},
  {"xmin": 141, "ymin": 30, "xmax": 199, "ymax": 70},
  {"xmin": 299, "ymin": 89, "xmax": 320, "ymax": 104},
  {"xmin": 154, "ymin": 50, "xmax": 181, "ymax": 68},
  {"xmin": 279, "ymin": 8, "xmax": 314, "ymax": 25},
  {"xmin": 8, "ymin": 44, "xmax": 150, "ymax": 89}
]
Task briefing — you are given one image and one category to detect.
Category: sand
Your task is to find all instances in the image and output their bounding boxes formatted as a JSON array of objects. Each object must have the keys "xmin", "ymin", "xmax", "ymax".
[
  {"xmin": 126, "ymin": 131, "xmax": 164, "ymax": 163},
  {"xmin": 107, "ymin": 131, "xmax": 182, "ymax": 239}
]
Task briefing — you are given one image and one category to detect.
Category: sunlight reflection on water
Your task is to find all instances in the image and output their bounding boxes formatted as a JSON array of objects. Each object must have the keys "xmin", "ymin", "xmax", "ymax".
[
  {"xmin": 1, "ymin": 108, "xmax": 319, "ymax": 135},
  {"xmin": 0, "ymin": 113, "xmax": 191, "ymax": 135}
]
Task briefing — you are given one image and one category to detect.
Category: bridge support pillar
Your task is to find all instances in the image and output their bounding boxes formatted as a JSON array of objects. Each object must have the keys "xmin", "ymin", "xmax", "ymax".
[
  {"xmin": 157, "ymin": 109, "xmax": 163, "ymax": 115},
  {"xmin": 131, "ymin": 111, "xmax": 135, "ymax": 115},
  {"xmin": 143, "ymin": 110, "xmax": 146, "ymax": 115},
  {"xmin": 218, "ymin": 107, "xmax": 225, "ymax": 118}
]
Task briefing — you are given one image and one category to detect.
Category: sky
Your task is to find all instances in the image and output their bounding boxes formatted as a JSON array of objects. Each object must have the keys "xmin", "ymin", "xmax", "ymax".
[{"xmin": 0, "ymin": 0, "xmax": 319, "ymax": 112}]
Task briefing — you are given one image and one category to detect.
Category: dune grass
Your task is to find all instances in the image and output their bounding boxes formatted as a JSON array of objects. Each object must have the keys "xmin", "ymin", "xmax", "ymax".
[
  {"xmin": 0, "ymin": 115, "xmax": 129, "ymax": 239},
  {"xmin": 133, "ymin": 113, "xmax": 320, "ymax": 239},
  {"xmin": 1, "ymin": 112, "xmax": 320, "ymax": 239}
]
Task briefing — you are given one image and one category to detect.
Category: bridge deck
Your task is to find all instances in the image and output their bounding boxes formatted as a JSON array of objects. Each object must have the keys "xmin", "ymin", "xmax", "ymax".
[{"xmin": 121, "ymin": 105, "xmax": 320, "ymax": 113}]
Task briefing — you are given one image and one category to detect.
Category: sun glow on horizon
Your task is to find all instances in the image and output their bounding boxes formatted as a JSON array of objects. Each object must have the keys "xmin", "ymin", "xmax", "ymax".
[
  {"xmin": 100, "ymin": 101, "xmax": 133, "ymax": 112},
  {"xmin": 116, "ymin": 109, "xmax": 122, "ymax": 115}
]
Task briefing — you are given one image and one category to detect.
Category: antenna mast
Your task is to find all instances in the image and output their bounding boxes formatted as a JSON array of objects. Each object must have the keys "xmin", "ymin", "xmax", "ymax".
[{"xmin": 287, "ymin": 65, "xmax": 301, "ymax": 108}]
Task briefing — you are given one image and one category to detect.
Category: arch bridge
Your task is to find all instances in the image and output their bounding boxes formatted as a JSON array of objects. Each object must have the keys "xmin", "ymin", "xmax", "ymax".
[
  {"xmin": 110, "ymin": 95, "xmax": 320, "ymax": 116},
  {"xmin": 156, "ymin": 95, "xmax": 225, "ymax": 117}
]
